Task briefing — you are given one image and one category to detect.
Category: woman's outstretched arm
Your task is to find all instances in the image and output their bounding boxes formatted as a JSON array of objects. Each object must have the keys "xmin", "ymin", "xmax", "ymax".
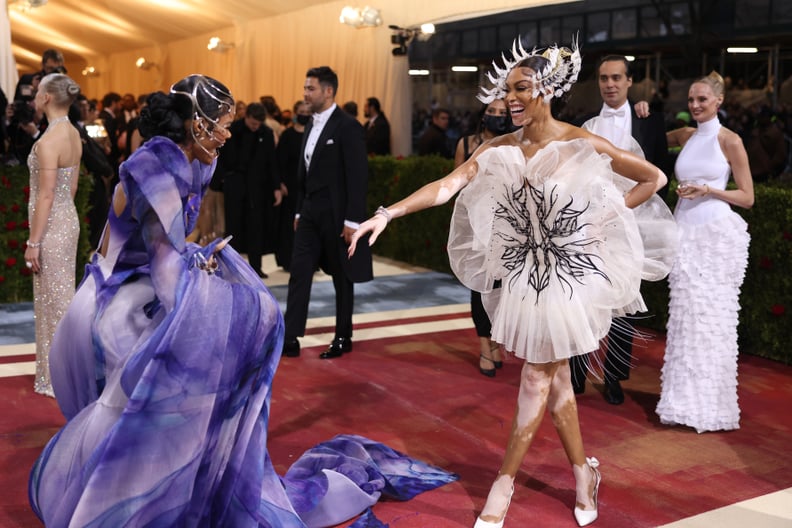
[{"xmin": 349, "ymin": 151, "xmax": 481, "ymax": 256}]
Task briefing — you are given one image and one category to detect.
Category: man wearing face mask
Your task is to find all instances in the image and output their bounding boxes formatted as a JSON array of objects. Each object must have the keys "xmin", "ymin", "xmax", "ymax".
[
  {"xmin": 363, "ymin": 97, "xmax": 391, "ymax": 155},
  {"xmin": 453, "ymin": 99, "xmax": 514, "ymax": 378}
]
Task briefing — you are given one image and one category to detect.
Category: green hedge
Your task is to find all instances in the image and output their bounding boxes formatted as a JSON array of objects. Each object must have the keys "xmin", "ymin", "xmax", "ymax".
[
  {"xmin": 0, "ymin": 164, "xmax": 93, "ymax": 303},
  {"xmin": 367, "ymin": 156, "xmax": 792, "ymax": 365},
  {"xmin": 366, "ymin": 155, "xmax": 456, "ymax": 273}
]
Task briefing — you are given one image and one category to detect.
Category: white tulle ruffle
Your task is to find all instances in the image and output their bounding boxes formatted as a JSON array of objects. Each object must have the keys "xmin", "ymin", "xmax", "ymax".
[
  {"xmin": 656, "ymin": 211, "xmax": 749, "ymax": 433},
  {"xmin": 448, "ymin": 140, "xmax": 676, "ymax": 363}
]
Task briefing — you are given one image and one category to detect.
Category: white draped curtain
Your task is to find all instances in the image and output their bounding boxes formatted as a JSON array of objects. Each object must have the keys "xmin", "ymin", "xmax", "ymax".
[
  {"xmin": 9, "ymin": 0, "xmax": 565, "ymax": 155},
  {"xmin": 1, "ymin": 0, "xmax": 19, "ymax": 100}
]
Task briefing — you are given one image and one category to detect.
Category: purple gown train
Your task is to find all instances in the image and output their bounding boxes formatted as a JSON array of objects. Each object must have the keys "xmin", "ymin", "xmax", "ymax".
[{"xmin": 29, "ymin": 136, "xmax": 456, "ymax": 527}]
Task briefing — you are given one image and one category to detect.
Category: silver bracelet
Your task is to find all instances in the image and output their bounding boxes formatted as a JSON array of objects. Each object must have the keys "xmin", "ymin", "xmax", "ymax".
[
  {"xmin": 375, "ymin": 206, "xmax": 392, "ymax": 224},
  {"xmin": 27, "ymin": 240, "xmax": 41, "ymax": 248}
]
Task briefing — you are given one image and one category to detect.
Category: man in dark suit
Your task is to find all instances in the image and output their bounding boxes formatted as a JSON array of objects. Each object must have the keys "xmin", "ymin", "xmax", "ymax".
[
  {"xmin": 416, "ymin": 107, "xmax": 452, "ymax": 158},
  {"xmin": 282, "ymin": 66, "xmax": 373, "ymax": 359},
  {"xmin": 363, "ymin": 97, "xmax": 390, "ymax": 155},
  {"xmin": 570, "ymin": 54, "xmax": 672, "ymax": 405},
  {"xmin": 99, "ymin": 92, "xmax": 122, "ymax": 170},
  {"xmin": 216, "ymin": 102, "xmax": 281, "ymax": 278}
]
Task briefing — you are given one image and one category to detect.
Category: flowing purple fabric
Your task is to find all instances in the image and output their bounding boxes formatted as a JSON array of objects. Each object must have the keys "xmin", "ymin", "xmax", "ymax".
[{"xmin": 31, "ymin": 137, "xmax": 456, "ymax": 527}]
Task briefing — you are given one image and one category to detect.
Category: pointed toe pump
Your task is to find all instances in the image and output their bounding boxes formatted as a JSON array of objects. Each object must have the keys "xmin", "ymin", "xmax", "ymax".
[{"xmin": 574, "ymin": 457, "xmax": 601, "ymax": 527}]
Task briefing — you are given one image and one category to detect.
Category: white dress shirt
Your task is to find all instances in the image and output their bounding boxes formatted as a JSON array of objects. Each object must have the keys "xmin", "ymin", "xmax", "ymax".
[
  {"xmin": 596, "ymin": 101, "xmax": 633, "ymax": 150},
  {"xmin": 304, "ymin": 103, "xmax": 337, "ymax": 170}
]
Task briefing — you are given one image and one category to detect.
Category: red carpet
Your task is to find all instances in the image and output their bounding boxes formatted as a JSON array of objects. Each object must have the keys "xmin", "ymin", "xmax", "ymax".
[{"xmin": 2, "ymin": 315, "xmax": 792, "ymax": 527}]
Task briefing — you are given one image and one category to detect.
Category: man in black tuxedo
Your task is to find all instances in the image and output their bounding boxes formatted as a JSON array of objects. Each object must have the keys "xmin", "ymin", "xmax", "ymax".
[
  {"xmin": 216, "ymin": 103, "xmax": 281, "ymax": 278},
  {"xmin": 99, "ymin": 92, "xmax": 122, "ymax": 170},
  {"xmin": 282, "ymin": 66, "xmax": 373, "ymax": 359},
  {"xmin": 363, "ymin": 97, "xmax": 390, "ymax": 155},
  {"xmin": 570, "ymin": 54, "xmax": 672, "ymax": 405}
]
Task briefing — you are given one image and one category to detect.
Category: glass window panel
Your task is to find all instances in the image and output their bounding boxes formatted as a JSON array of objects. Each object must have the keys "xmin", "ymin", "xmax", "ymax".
[
  {"xmin": 520, "ymin": 22, "xmax": 539, "ymax": 49},
  {"xmin": 519, "ymin": 21, "xmax": 538, "ymax": 48},
  {"xmin": 461, "ymin": 29, "xmax": 479, "ymax": 55},
  {"xmin": 480, "ymin": 27, "xmax": 497, "ymax": 54},
  {"xmin": 612, "ymin": 9, "xmax": 637, "ymax": 39},
  {"xmin": 735, "ymin": 0, "xmax": 768, "ymax": 27},
  {"xmin": 587, "ymin": 12, "xmax": 610, "ymax": 43},
  {"xmin": 562, "ymin": 15, "xmax": 583, "ymax": 41},
  {"xmin": 499, "ymin": 23, "xmax": 519, "ymax": 49},
  {"xmin": 539, "ymin": 18, "xmax": 560, "ymax": 46},
  {"xmin": 771, "ymin": 0, "xmax": 792, "ymax": 23},
  {"xmin": 640, "ymin": 6, "xmax": 665, "ymax": 37},
  {"xmin": 669, "ymin": 3, "xmax": 691, "ymax": 34}
]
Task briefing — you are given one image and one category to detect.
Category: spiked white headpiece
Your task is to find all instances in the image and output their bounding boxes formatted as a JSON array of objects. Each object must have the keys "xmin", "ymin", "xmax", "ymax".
[{"xmin": 478, "ymin": 36, "xmax": 581, "ymax": 104}]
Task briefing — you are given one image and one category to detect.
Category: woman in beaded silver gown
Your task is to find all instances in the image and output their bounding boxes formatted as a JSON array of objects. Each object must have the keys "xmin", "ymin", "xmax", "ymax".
[{"xmin": 24, "ymin": 73, "xmax": 83, "ymax": 397}]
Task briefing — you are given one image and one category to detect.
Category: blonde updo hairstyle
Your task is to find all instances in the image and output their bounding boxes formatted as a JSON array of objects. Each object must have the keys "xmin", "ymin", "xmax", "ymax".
[
  {"xmin": 39, "ymin": 73, "xmax": 81, "ymax": 107},
  {"xmin": 693, "ymin": 71, "xmax": 725, "ymax": 100}
]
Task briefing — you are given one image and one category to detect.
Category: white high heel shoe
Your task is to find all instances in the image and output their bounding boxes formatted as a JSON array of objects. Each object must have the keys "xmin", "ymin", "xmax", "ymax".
[
  {"xmin": 574, "ymin": 457, "xmax": 601, "ymax": 527},
  {"xmin": 473, "ymin": 485, "xmax": 514, "ymax": 528}
]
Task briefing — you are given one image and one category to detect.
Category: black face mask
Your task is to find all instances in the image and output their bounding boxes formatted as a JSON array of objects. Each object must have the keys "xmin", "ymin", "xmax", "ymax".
[
  {"xmin": 296, "ymin": 114, "xmax": 311, "ymax": 125},
  {"xmin": 482, "ymin": 114, "xmax": 509, "ymax": 134}
]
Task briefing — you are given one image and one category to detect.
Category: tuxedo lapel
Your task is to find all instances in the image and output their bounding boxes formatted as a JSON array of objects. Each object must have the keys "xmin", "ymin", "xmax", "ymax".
[
  {"xmin": 630, "ymin": 108, "xmax": 648, "ymax": 150},
  {"xmin": 309, "ymin": 108, "xmax": 343, "ymax": 169}
]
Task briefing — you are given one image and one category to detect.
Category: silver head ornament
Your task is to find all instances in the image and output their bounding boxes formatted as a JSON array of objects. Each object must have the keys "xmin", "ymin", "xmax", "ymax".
[{"xmin": 478, "ymin": 36, "xmax": 581, "ymax": 104}]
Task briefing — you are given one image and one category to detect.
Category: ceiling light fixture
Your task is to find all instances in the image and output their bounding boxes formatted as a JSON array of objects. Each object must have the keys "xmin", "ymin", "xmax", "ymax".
[
  {"xmin": 81, "ymin": 66, "xmax": 99, "ymax": 77},
  {"xmin": 340, "ymin": 6, "xmax": 382, "ymax": 28},
  {"xmin": 135, "ymin": 57, "xmax": 157, "ymax": 70},
  {"xmin": 207, "ymin": 37, "xmax": 235, "ymax": 52},
  {"xmin": 451, "ymin": 66, "xmax": 478, "ymax": 72},
  {"xmin": 9, "ymin": 0, "xmax": 48, "ymax": 11},
  {"xmin": 727, "ymin": 47, "xmax": 758, "ymax": 54},
  {"xmin": 408, "ymin": 69, "xmax": 430, "ymax": 76},
  {"xmin": 420, "ymin": 23, "xmax": 435, "ymax": 35}
]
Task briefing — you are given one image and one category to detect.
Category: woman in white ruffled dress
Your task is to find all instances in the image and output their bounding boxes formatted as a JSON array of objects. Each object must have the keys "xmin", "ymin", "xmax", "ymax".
[
  {"xmin": 656, "ymin": 72, "xmax": 754, "ymax": 433},
  {"xmin": 350, "ymin": 40, "xmax": 677, "ymax": 528}
]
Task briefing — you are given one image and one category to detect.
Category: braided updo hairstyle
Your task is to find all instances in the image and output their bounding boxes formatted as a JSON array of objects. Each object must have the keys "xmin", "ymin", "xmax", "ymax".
[{"xmin": 138, "ymin": 74, "xmax": 233, "ymax": 143}]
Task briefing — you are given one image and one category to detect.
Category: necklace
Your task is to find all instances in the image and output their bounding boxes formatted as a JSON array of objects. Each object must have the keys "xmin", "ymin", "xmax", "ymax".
[{"xmin": 47, "ymin": 115, "xmax": 70, "ymax": 128}]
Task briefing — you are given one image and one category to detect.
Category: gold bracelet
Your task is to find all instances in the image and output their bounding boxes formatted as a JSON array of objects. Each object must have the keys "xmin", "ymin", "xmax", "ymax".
[
  {"xmin": 27, "ymin": 240, "xmax": 41, "ymax": 248},
  {"xmin": 704, "ymin": 184, "xmax": 709, "ymax": 195}
]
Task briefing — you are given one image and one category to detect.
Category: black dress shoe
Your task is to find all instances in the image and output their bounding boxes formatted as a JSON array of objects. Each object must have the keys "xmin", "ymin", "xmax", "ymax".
[
  {"xmin": 319, "ymin": 337, "xmax": 352, "ymax": 359},
  {"xmin": 603, "ymin": 379, "xmax": 624, "ymax": 405},
  {"xmin": 283, "ymin": 338, "xmax": 300, "ymax": 358}
]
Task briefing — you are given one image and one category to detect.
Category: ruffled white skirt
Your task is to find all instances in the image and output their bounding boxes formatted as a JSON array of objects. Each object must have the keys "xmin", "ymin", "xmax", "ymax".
[
  {"xmin": 448, "ymin": 140, "xmax": 676, "ymax": 363},
  {"xmin": 656, "ymin": 211, "xmax": 749, "ymax": 433}
]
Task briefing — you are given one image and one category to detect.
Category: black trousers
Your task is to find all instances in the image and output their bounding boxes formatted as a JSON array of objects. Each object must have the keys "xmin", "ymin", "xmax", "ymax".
[
  {"xmin": 471, "ymin": 290, "xmax": 492, "ymax": 338},
  {"xmin": 569, "ymin": 317, "xmax": 634, "ymax": 385},
  {"xmin": 284, "ymin": 195, "xmax": 353, "ymax": 340}
]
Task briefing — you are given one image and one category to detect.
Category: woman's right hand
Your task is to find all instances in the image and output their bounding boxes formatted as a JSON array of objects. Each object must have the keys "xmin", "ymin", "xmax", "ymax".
[{"xmin": 348, "ymin": 215, "xmax": 388, "ymax": 257}]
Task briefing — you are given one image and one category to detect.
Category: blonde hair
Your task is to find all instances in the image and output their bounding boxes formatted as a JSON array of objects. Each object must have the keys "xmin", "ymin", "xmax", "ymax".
[
  {"xmin": 693, "ymin": 71, "xmax": 725, "ymax": 98},
  {"xmin": 39, "ymin": 73, "xmax": 81, "ymax": 107}
]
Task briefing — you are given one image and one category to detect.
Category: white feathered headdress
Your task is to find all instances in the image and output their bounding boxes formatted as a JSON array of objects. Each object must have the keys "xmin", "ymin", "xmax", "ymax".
[{"xmin": 478, "ymin": 35, "xmax": 581, "ymax": 104}]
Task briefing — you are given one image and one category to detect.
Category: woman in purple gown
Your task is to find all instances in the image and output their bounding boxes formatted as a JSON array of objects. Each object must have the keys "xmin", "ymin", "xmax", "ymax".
[{"xmin": 29, "ymin": 74, "xmax": 455, "ymax": 527}]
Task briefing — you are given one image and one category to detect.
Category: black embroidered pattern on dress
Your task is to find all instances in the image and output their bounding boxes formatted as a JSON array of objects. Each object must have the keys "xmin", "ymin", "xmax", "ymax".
[{"xmin": 494, "ymin": 182, "xmax": 609, "ymax": 302}]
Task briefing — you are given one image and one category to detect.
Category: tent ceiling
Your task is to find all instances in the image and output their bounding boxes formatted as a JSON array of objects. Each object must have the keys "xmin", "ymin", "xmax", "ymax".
[{"xmin": 9, "ymin": 0, "xmax": 335, "ymax": 71}]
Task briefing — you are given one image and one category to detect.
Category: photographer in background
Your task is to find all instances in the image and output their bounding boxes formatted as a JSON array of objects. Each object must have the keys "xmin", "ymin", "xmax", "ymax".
[
  {"xmin": 6, "ymin": 91, "xmax": 42, "ymax": 167},
  {"xmin": 14, "ymin": 48, "xmax": 65, "ymax": 100}
]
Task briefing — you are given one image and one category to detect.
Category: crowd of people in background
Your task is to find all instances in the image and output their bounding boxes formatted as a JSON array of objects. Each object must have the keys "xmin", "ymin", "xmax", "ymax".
[{"xmin": 410, "ymin": 88, "xmax": 792, "ymax": 182}]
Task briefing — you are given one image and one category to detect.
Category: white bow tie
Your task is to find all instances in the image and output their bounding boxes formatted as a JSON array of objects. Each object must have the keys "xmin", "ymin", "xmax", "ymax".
[{"xmin": 603, "ymin": 108, "xmax": 626, "ymax": 118}]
